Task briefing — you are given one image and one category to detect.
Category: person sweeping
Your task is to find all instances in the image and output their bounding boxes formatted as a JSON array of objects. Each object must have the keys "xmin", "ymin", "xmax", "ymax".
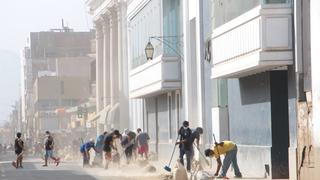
[
  {"xmin": 204, "ymin": 140, "xmax": 242, "ymax": 179},
  {"xmin": 80, "ymin": 139, "xmax": 98, "ymax": 167}
]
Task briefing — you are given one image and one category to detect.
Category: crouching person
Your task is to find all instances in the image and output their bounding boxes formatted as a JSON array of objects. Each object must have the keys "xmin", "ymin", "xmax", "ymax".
[
  {"xmin": 204, "ymin": 141, "xmax": 242, "ymax": 179},
  {"xmin": 103, "ymin": 130, "xmax": 121, "ymax": 169},
  {"xmin": 80, "ymin": 139, "xmax": 97, "ymax": 167}
]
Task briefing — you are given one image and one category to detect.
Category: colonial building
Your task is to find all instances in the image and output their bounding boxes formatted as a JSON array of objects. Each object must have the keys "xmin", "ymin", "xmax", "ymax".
[
  {"xmin": 210, "ymin": 0, "xmax": 296, "ymax": 179},
  {"xmin": 127, "ymin": 0, "xmax": 183, "ymax": 158},
  {"xmin": 86, "ymin": 0, "xmax": 129, "ymax": 135}
]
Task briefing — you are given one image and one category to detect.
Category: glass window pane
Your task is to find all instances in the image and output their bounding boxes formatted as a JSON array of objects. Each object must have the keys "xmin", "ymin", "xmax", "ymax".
[
  {"xmin": 263, "ymin": 0, "xmax": 288, "ymax": 4},
  {"xmin": 212, "ymin": 0, "xmax": 260, "ymax": 29}
]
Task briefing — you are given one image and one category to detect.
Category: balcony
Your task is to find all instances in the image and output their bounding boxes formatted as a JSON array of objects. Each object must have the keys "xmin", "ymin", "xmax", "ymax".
[
  {"xmin": 129, "ymin": 55, "xmax": 181, "ymax": 98},
  {"xmin": 211, "ymin": 4, "xmax": 293, "ymax": 79}
]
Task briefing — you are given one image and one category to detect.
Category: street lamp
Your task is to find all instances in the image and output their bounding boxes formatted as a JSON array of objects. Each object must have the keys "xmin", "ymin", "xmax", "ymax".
[
  {"xmin": 145, "ymin": 41, "xmax": 154, "ymax": 60},
  {"xmin": 144, "ymin": 36, "xmax": 184, "ymax": 61}
]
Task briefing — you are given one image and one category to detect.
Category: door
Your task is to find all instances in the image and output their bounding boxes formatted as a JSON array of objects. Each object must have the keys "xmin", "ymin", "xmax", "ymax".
[{"xmin": 270, "ymin": 71, "xmax": 289, "ymax": 179}]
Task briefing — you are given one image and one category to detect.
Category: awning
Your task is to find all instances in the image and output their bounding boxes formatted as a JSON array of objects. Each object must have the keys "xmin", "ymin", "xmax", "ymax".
[{"xmin": 88, "ymin": 113, "xmax": 100, "ymax": 123}]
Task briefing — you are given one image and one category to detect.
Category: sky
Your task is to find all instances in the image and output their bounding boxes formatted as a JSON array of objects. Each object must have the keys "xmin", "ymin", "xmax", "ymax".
[{"xmin": 0, "ymin": 0, "xmax": 93, "ymax": 126}]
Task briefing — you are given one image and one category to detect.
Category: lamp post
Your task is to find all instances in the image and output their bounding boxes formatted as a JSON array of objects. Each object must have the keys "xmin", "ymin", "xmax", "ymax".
[{"xmin": 144, "ymin": 36, "xmax": 184, "ymax": 61}]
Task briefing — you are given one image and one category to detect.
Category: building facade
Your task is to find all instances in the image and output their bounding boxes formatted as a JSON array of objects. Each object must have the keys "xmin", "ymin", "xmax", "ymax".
[
  {"xmin": 21, "ymin": 27, "xmax": 95, "ymax": 142},
  {"xmin": 86, "ymin": 0, "xmax": 129, "ymax": 135},
  {"xmin": 127, "ymin": 0, "xmax": 183, "ymax": 158},
  {"xmin": 90, "ymin": 1, "xmax": 320, "ymax": 179},
  {"xmin": 209, "ymin": 0, "xmax": 296, "ymax": 179}
]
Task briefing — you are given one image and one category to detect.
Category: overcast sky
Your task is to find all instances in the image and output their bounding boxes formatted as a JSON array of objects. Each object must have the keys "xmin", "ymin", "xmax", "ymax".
[{"xmin": 0, "ymin": 0, "xmax": 93, "ymax": 126}]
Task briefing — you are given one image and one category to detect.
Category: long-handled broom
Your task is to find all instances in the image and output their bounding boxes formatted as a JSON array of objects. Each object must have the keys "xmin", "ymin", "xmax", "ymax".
[{"xmin": 164, "ymin": 135, "xmax": 180, "ymax": 172}]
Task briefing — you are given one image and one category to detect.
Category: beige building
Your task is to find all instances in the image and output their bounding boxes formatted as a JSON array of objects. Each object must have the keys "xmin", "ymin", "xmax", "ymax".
[
  {"xmin": 33, "ymin": 76, "xmax": 91, "ymax": 132},
  {"xmin": 21, "ymin": 27, "xmax": 95, "ymax": 141},
  {"xmin": 86, "ymin": 0, "xmax": 129, "ymax": 134}
]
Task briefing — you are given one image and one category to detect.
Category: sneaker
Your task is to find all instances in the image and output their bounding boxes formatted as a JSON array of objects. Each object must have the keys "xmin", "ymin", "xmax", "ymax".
[
  {"xmin": 11, "ymin": 161, "xmax": 17, "ymax": 169},
  {"xmin": 42, "ymin": 164, "xmax": 48, "ymax": 167},
  {"xmin": 55, "ymin": 158, "xmax": 60, "ymax": 166},
  {"xmin": 216, "ymin": 175, "xmax": 229, "ymax": 179},
  {"xmin": 234, "ymin": 174, "xmax": 242, "ymax": 178}
]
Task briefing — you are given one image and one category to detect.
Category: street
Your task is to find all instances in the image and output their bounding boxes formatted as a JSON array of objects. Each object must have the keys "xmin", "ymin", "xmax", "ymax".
[
  {"xmin": 0, "ymin": 153, "xmax": 164, "ymax": 180},
  {"xmin": 0, "ymin": 153, "xmax": 98, "ymax": 180}
]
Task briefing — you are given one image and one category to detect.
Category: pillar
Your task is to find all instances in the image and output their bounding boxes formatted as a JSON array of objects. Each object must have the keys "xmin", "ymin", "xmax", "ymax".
[
  {"xmin": 95, "ymin": 21, "xmax": 104, "ymax": 112},
  {"xmin": 102, "ymin": 16, "xmax": 111, "ymax": 108},
  {"xmin": 109, "ymin": 10, "xmax": 119, "ymax": 106}
]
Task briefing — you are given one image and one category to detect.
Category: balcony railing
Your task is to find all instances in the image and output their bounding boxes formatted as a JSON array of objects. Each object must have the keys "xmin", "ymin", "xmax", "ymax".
[{"xmin": 211, "ymin": 4, "xmax": 293, "ymax": 78}]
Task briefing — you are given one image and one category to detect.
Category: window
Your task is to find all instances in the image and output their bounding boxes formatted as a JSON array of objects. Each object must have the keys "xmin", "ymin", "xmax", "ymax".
[
  {"xmin": 129, "ymin": 0, "xmax": 161, "ymax": 69},
  {"xmin": 263, "ymin": 0, "xmax": 290, "ymax": 3},
  {"xmin": 212, "ymin": 0, "xmax": 292, "ymax": 29},
  {"xmin": 213, "ymin": 79, "xmax": 228, "ymax": 107}
]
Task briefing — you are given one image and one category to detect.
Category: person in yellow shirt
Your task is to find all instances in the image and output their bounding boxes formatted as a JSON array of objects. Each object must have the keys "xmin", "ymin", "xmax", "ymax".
[{"xmin": 204, "ymin": 141, "xmax": 242, "ymax": 179}]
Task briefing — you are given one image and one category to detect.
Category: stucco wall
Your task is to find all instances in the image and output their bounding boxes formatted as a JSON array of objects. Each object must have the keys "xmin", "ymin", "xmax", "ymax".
[
  {"xmin": 228, "ymin": 72, "xmax": 272, "ymax": 146},
  {"xmin": 227, "ymin": 72, "xmax": 272, "ymax": 178}
]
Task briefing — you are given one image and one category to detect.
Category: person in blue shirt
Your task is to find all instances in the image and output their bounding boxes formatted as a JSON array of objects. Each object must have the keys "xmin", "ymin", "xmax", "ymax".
[
  {"xmin": 93, "ymin": 131, "xmax": 107, "ymax": 167},
  {"xmin": 80, "ymin": 139, "xmax": 97, "ymax": 167}
]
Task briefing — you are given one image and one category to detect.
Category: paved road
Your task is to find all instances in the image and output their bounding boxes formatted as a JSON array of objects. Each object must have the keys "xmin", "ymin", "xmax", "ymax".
[
  {"xmin": 0, "ymin": 153, "xmax": 164, "ymax": 180},
  {"xmin": 0, "ymin": 155, "xmax": 99, "ymax": 180}
]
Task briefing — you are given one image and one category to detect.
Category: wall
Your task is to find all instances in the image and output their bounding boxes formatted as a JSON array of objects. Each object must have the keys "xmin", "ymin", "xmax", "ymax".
[
  {"xmin": 56, "ymin": 57, "xmax": 93, "ymax": 79},
  {"xmin": 308, "ymin": 0, "xmax": 320, "ymax": 179},
  {"xmin": 128, "ymin": 0, "xmax": 162, "ymax": 69},
  {"xmin": 228, "ymin": 72, "xmax": 272, "ymax": 177},
  {"xmin": 228, "ymin": 73, "xmax": 272, "ymax": 146},
  {"xmin": 30, "ymin": 31, "xmax": 94, "ymax": 59},
  {"xmin": 34, "ymin": 76, "xmax": 90, "ymax": 102}
]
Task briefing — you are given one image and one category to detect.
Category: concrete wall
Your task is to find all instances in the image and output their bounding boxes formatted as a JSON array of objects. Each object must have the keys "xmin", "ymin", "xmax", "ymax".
[
  {"xmin": 34, "ymin": 76, "xmax": 90, "ymax": 101},
  {"xmin": 227, "ymin": 72, "xmax": 272, "ymax": 177},
  {"xmin": 56, "ymin": 57, "xmax": 93, "ymax": 79},
  {"xmin": 228, "ymin": 72, "xmax": 272, "ymax": 146},
  {"xmin": 30, "ymin": 31, "xmax": 94, "ymax": 59}
]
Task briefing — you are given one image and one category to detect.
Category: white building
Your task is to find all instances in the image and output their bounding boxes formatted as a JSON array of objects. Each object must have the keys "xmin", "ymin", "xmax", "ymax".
[
  {"xmin": 127, "ymin": 0, "xmax": 182, "ymax": 158},
  {"xmin": 86, "ymin": 0, "xmax": 129, "ymax": 134},
  {"xmin": 209, "ymin": 0, "xmax": 296, "ymax": 179},
  {"xmin": 127, "ymin": 0, "xmax": 215, "ymax": 159}
]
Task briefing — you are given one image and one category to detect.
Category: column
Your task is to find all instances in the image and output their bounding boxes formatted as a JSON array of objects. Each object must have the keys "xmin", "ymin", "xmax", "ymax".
[
  {"xmin": 102, "ymin": 16, "xmax": 111, "ymax": 108},
  {"xmin": 95, "ymin": 21, "xmax": 104, "ymax": 112},
  {"xmin": 109, "ymin": 10, "xmax": 119, "ymax": 106},
  {"xmin": 117, "ymin": 3, "xmax": 129, "ymax": 130},
  {"xmin": 117, "ymin": 5, "xmax": 123, "ymax": 97},
  {"xmin": 311, "ymin": 0, "xmax": 320, "ymax": 146}
]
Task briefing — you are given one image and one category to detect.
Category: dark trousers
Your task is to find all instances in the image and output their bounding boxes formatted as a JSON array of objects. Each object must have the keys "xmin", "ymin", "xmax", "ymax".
[
  {"xmin": 83, "ymin": 153, "xmax": 90, "ymax": 166},
  {"xmin": 179, "ymin": 148, "xmax": 192, "ymax": 171},
  {"xmin": 125, "ymin": 144, "xmax": 134, "ymax": 162}
]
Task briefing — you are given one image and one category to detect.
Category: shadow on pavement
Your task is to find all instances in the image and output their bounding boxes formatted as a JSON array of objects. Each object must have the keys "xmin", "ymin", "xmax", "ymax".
[{"xmin": 4, "ymin": 169, "xmax": 99, "ymax": 180}]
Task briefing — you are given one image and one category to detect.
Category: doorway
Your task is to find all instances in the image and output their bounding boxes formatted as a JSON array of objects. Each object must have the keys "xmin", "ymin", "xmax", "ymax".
[{"xmin": 270, "ymin": 71, "xmax": 289, "ymax": 179}]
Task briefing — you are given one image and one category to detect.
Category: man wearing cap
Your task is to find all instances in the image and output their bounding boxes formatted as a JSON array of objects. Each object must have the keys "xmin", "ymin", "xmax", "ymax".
[
  {"xmin": 80, "ymin": 139, "xmax": 98, "ymax": 167},
  {"xmin": 176, "ymin": 121, "xmax": 192, "ymax": 172},
  {"xmin": 205, "ymin": 141, "xmax": 242, "ymax": 179}
]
